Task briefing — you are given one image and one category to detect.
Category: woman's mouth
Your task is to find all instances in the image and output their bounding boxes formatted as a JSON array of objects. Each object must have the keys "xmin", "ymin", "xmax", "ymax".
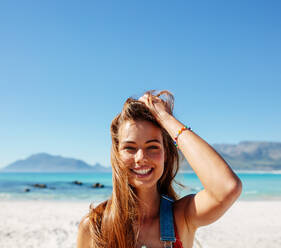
[{"xmin": 130, "ymin": 168, "xmax": 153, "ymax": 177}]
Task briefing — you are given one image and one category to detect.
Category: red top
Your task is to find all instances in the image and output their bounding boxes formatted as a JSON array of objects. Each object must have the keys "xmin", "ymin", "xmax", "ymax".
[{"xmin": 173, "ymin": 221, "xmax": 183, "ymax": 248}]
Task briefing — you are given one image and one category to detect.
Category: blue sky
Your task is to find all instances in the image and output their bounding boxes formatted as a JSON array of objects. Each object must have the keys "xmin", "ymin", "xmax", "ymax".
[{"xmin": 0, "ymin": 0, "xmax": 280, "ymax": 168}]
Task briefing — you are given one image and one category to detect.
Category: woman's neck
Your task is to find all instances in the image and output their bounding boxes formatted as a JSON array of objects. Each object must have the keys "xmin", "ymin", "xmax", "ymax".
[{"xmin": 136, "ymin": 186, "xmax": 160, "ymax": 220}]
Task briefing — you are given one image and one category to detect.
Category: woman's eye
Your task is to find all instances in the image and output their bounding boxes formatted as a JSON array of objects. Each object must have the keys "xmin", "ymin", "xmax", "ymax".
[
  {"xmin": 124, "ymin": 147, "xmax": 136, "ymax": 150},
  {"xmin": 148, "ymin": 146, "xmax": 159, "ymax": 149}
]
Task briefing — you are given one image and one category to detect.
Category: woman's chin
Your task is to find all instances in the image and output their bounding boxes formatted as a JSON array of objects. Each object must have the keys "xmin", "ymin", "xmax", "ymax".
[{"xmin": 129, "ymin": 180, "xmax": 158, "ymax": 191}]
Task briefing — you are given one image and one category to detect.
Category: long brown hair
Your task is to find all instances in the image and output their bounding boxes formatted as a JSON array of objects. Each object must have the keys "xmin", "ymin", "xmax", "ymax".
[{"xmin": 88, "ymin": 90, "xmax": 180, "ymax": 248}]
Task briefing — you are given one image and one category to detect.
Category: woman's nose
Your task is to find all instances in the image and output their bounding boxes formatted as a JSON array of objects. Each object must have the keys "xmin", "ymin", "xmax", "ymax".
[{"xmin": 135, "ymin": 148, "xmax": 145, "ymax": 163}]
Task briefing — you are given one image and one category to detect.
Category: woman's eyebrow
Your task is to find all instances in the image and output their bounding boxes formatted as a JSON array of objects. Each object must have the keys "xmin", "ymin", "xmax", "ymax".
[
  {"xmin": 121, "ymin": 141, "xmax": 136, "ymax": 145},
  {"xmin": 145, "ymin": 139, "xmax": 161, "ymax": 144}
]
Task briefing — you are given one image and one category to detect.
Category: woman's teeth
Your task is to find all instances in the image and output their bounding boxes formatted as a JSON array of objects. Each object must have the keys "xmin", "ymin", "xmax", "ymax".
[{"xmin": 132, "ymin": 168, "xmax": 152, "ymax": 175}]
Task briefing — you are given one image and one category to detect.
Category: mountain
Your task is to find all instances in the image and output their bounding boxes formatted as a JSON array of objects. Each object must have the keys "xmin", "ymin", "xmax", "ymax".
[
  {"xmin": 1, "ymin": 153, "xmax": 111, "ymax": 172},
  {"xmin": 180, "ymin": 141, "xmax": 281, "ymax": 171}
]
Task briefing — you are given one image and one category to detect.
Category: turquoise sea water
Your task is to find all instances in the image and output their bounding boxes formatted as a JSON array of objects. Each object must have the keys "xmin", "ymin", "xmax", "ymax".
[{"xmin": 0, "ymin": 172, "xmax": 281, "ymax": 201}]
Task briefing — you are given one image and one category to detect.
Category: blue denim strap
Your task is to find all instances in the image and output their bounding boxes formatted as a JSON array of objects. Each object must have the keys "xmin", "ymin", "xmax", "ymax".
[{"xmin": 160, "ymin": 194, "xmax": 176, "ymax": 245}]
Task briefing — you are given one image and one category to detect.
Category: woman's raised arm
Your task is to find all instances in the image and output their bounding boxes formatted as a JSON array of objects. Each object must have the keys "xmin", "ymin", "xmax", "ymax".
[{"xmin": 160, "ymin": 112, "xmax": 242, "ymax": 228}]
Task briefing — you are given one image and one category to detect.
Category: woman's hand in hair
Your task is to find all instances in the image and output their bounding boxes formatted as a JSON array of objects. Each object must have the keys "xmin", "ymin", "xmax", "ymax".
[{"xmin": 138, "ymin": 93, "xmax": 172, "ymax": 123}]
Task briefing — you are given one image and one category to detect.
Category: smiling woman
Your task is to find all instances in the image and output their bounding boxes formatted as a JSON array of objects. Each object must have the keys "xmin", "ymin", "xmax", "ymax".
[{"xmin": 77, "ymin": 90, "xmax": 242, "ymax": 248}]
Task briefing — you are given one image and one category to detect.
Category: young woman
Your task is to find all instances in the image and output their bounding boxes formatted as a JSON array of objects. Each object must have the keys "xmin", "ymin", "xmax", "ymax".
[{"xmin": 77, "ymin": 90, "xmax": 242, "ymax": 248}]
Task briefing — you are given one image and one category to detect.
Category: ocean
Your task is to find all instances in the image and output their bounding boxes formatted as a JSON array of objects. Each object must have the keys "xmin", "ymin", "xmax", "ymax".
[{"xmin": 0, "ymin": 172, "xmax": 281, "ymax": 202}]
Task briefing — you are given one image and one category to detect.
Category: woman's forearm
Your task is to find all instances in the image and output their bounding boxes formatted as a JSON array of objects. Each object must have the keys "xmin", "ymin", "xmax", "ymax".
[{"xmin": 159, "ymin": 113, "xmax": 242, "ymax": 202}]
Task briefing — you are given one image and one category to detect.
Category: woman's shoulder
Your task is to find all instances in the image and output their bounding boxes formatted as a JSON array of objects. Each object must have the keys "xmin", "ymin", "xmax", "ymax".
[
  {"xmin": 174, "ymin": 194, "xmax": 197, "ymax": 231},
  {"xmin": 77, "ymin": 214, "xmax": 91, "ymax": 248},
  {"xmin": 79, "ymin": 214, "xmax": 90, "ymax": 229},
  {"xmin": 174, "ymin": 194, "xmax": 195, "ymax": 210}
]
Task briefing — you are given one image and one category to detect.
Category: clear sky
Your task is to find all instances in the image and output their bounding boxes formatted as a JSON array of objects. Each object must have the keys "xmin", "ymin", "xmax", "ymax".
[{"xmin": 1, "ymin": 0, "xmax": 281, "ymax": 168}]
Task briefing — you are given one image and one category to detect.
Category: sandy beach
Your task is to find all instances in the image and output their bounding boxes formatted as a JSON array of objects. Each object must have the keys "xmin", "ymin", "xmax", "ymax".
[{"xmin": 0, "ymin": 200, "xmax": 281, "ymax": 248}]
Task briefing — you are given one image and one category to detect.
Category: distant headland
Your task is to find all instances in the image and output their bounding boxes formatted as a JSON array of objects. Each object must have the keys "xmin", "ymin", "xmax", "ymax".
[
  {"xmin": 0, "ymin": 153, "xmax": 111, "ymax": 172},
  {"xmin": 181, "ymin": 141, "xmax": 281, "ymax": 171}
]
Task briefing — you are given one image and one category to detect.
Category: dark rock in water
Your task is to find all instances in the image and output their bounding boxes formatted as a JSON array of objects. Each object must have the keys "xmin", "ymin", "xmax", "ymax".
[
  {"xmin": 73, "ymin": 180, "xmax": 83, "ymax": 185},
  {"xmin": 24, "ymin": 188, "xmax": 30, "ymax": 192},
  {"xmin": 92, "ymin": 182, "xmax": 104, "ymax": 188},
  {"xmin": 33, "ymin": 184, "xmax": 47, "ymax": 188}
]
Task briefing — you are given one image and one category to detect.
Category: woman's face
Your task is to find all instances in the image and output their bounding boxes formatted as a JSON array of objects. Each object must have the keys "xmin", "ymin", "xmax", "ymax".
[{"xmin": 118, "ymin": 120, "xmax": 165, "ymax": 190}]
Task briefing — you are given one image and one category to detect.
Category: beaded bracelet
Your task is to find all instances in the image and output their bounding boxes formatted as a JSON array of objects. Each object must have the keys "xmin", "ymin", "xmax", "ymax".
[{"xmin": 174, "ymin": 125, "xmax": 191, "ymax": 148}]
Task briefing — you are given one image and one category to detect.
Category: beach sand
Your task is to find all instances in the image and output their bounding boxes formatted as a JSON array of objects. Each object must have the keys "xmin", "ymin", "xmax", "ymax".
[{"xmin": 0, "ymin": 200, "xmax": 281, "ymax": 248}]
